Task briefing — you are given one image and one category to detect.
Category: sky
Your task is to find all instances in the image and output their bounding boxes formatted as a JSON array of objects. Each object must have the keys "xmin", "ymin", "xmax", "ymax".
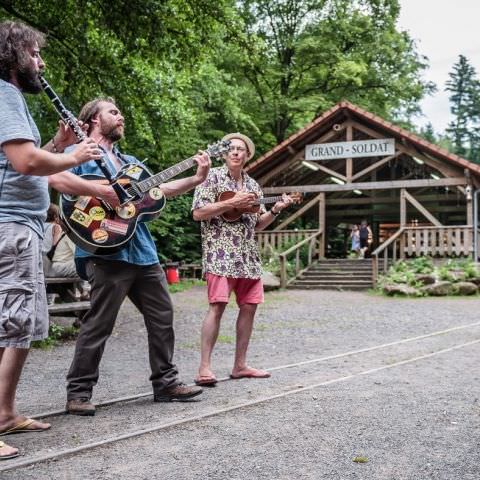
[{"xmin": 397, "ymin": 0, "xmax": 480, "ymax": 134}]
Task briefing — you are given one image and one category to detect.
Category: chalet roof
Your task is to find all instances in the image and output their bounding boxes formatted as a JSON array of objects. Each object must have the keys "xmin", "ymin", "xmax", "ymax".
[{"xmin": 246, "ymin": 100, "xmax": 480, "ymax": 178}]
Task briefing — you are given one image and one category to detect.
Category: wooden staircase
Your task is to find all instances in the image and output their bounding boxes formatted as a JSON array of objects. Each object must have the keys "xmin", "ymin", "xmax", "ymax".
[{"xmin": 287, "ymin": 259, "xmax": 373, "ymax": 291}]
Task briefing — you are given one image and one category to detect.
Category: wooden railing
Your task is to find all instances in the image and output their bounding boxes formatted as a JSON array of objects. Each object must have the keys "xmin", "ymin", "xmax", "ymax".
[
  {"xmin": 256, "ymin": 229, "xmax": 318, "ymax": 256},
  {"xmin": 372, "ymin": 225, "xmax": 474, "ymax": 286},
  {"xmin": 278, "ymin": 230, "xmax": 324, "ymax": 288}
]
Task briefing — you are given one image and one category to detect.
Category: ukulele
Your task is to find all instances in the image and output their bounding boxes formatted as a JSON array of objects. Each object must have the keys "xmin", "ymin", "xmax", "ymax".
[
  {"xmin": 60, "ymin": 140, "xmax": 230, "ymax": 255},
  {"xmin": 219, "ymin": 191, "xmax": 303, "ymax": 222}
]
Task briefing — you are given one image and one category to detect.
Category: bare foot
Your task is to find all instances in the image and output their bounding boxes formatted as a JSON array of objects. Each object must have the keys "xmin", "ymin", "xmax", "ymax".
[
  {"xmin": 195, "ymin": 367, "xmax": 218, "ymax": 386},
  {"xmin": 197, "ymin": 367, "xmax": 216, "ymax": 379},
  {"xmin": 230, "ymin": 366, "xmax": 271, "ymax": 379},
  {"xmin": 0, "ymin": 440, "xmax": 19, "ymax": 460}
]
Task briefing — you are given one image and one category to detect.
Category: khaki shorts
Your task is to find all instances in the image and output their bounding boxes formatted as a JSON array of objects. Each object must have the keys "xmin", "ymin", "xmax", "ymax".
[{"xmin": 0, "ymin": 223, "xmax": 49, "ymax": 348}]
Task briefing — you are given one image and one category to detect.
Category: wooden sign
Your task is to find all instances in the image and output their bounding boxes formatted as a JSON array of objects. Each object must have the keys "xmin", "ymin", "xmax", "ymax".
[{"xmin": 306, "ymin": 138, "xmax": 395, "ymax": 161}]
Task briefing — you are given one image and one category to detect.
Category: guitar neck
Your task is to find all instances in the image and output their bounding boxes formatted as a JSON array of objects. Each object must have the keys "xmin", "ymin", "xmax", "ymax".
[
  {"xmin": 136, "ymin": 156, "xmax": 197, "ymax": 193},
  {"xmin": 257, "ymin": 196, "xmax": 283, "ymax": 205}
]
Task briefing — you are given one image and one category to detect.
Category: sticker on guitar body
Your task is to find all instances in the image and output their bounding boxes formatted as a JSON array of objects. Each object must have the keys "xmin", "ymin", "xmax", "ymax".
[
  {"xmin": 126, "ymin": 166, "xmax": 142, "ymax": 180},
  {"xmin": 149, "ymin": 187, "xmax": 164, "ymax": 200},
  {"xmin": 70, "ymin": 209, "xmax": 93, "ymax": 227},
  {"xmin": 89, "ymin": 206, "xmax": 106, "ymax": 221},
  {"xmin": 74, "ymin": 196, "xmax": 91, "ymax": 211},
  {"xmin": 100, "ymin": 219, "xmax": 129, "ymax": 235},
  {"xmin": 92, "ymin": 228, "xmax": 109, "ymax": 243},
  {"xmin": 116, "ymin": 203, "xmax": 136, "ymax": 219}
]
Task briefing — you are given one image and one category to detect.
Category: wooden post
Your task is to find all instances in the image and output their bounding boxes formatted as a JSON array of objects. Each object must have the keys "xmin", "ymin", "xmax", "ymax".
[
  {"xmin": 400, "ymin": 188, "xmax": 407, "ymax": 227},
  {"xmin": 400, "ymin": 189, "xmax": 406, "ymax": 259},
  {"xmin": 279, "ymin": 255, "xmax": 287, "ymax": 289},
  {"xmin": 318, "ymin": 193, "xmax": 325, "ymax": 258},
  {"xmin": 346, "ymin": 125, "xmax": 353, "ymax": 182}
]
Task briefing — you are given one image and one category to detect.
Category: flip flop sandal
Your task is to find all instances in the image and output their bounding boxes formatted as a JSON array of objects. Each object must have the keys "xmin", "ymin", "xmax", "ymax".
[
  {"xmin": 0, "ymin": 441, "xmax": 19, "ymax": 460},
  {"xmin": 194, "ymin": 376, "xmax": 218, "ymax": 386},
  {"xmin": 0, "ymin": 418, "xmax": 50, "ymax": 436}
]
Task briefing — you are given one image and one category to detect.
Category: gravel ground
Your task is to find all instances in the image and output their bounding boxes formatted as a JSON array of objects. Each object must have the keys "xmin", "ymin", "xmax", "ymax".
[{"xmin": 2, "ymin": 287, "xmax": 480, "ymax": 479}]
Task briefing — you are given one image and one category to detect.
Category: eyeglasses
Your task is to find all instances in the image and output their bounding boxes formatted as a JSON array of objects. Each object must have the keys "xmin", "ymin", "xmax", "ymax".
[{"xmin": 229, "ymin": 146, "xmax": 246, "ymax": 153}]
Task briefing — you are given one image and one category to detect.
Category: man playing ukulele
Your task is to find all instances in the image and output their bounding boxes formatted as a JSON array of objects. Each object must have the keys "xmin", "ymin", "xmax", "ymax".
[{"xmin": 192, "ymin": 132, "xmax": 293, "ymax": 386}]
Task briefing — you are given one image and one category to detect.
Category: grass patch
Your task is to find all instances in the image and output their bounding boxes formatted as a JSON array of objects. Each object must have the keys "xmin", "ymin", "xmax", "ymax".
[
  {"xmin": 32, "ymin": 323, "xmax": 79, "ymax": 349},
  {"xmin": 168, "ymin": 279, "xmax": 205, "ymax": 293},
  {"xmin": 352, "ymin": 456, "xmax": 368, "ymax": 463},
  {"xmin": 217, "ymin": 334, "xmax": 235, "ymax": 344}
]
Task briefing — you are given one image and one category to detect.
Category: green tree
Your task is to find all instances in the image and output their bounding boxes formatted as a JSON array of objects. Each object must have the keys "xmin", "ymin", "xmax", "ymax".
[
  {"xmin": 0, "ymin": 0, "xmax": 236, "ymax": 262},
  {"xmin": 230, "ymin": 0, "xmax": 433, "ymax": 144},
  {"xmin": 445, "ymin": 55, "xmax": 480, "ymax": 161}
]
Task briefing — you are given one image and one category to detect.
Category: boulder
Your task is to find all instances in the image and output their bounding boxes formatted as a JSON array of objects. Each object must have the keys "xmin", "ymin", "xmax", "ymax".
[
  {"xmin": 449, "ymin": 270, "xmax": 466, "ymax": 282},
  {"xmin": 415, "ymin": 274, "xmax": 436, "ymax": 286},
  {"xmin": 452, "ymin": 282, "xmax": 478, "ymax": 296},
  {"xmin": 383, "ymin": 284, "xmax": 418, "ymax": 296},
  {"xmin": 262, "ymin": 271, "xmax": 281, "ymax": 291},
  {"xmin": 420, "ymin": 281, "xmax": 453, "ymax": 296}
]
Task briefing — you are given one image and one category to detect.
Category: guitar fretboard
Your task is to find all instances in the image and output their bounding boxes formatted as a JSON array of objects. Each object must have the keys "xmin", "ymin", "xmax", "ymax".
[
  {"xmin": 256, "ymin": 196, "xmax": 283, "ymax": 205},
  {"xmin": 137, "ymin": 157, "xmax": 197, "ymax": 193}
]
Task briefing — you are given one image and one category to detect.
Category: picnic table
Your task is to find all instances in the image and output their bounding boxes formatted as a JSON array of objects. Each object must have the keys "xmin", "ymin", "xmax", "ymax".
[{"xmin": 45, "ymin": 277, "xmax": 90, "ymax": 324}]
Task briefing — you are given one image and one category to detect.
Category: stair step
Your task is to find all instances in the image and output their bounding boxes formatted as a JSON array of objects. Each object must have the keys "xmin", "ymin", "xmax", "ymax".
[
  {"xmin": 301, "ymin": 274, "xmax": 372, "ymax": 280},
  {"xmin": 287, "ymin": 285, "xmax": 370, "ymax": 291},
  {"xmin": 293, "ymin": 280, "xmax": 371, "ymax": 286},
  {"xmin": 308, "ymin": 268, "xmax": 372, "ymax": 273}
]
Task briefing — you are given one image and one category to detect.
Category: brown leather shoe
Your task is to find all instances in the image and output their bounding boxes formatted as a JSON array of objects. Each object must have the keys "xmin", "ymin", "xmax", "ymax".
[
  {"xmin": 153, "ymin": 383, "xmax": 203, "ymax": 402},
  {"xmin": 66, "ymin": 398, "xmax": 95, "ymax": 416}
]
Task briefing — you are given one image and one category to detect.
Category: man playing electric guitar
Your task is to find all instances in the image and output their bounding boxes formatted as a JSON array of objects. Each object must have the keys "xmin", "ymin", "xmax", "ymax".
[{"xmin": 64, "ymin": 97, "xmax": 210, "ymax": 415}]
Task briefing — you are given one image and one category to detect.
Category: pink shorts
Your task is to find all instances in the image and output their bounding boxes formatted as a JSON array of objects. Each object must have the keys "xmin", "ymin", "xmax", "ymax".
[{"xmin": 206, "ymin": 273, "xmax": 264, "ymax": 306}]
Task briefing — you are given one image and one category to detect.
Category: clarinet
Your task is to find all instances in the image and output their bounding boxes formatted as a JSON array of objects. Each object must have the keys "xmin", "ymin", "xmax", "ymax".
[{"xmin": 39, "ymin": 76, "xmax": 131, "ymax": 203}]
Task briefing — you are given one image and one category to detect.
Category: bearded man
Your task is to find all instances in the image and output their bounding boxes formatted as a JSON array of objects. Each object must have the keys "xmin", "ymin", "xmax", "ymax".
[
  {"xmin": 64, "ymin": 97, "xmax": 211, "ymax": 415},
  {"xmin": 0, "ymin": 21, "xmax": 117, "ymax": 460}
]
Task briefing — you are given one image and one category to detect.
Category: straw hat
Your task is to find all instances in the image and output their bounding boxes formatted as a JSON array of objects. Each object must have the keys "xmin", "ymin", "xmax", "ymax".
[{"xmin": 222, "ymin": 132, "xmax": 255, "ymax": 161}]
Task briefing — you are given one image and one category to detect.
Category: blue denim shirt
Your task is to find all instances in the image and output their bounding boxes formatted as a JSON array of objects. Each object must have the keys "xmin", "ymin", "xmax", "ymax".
[{"xmin": 67, "ymin": 147, "xmax": 159, "ymax": 269}]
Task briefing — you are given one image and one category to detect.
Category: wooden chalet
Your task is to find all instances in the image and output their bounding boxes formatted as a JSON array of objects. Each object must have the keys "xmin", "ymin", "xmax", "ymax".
[{"xmin": 248, "ymin": 101, "xmax": 480, "ymax": 289}]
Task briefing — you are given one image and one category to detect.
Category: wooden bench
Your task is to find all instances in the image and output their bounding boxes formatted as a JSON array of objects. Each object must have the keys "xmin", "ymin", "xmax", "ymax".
[
  {"xmin": 178, "ymin": 263, "xmax": 202, "ymax": 280},
  {"xmin": 45, "ymin": 277, "xmax": 90, "ymax": 321}
]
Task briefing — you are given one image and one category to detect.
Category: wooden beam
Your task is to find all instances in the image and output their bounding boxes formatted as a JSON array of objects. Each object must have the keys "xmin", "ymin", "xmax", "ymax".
[
  {"xmin": 350, "ymin": 120, "xmax": 467, "ymax": 187},
  {"xmin": 350, "ymin": 153, "xmax": 400, "ymax": 182},
  {"xmin": 326, "ymin": 205, "xmax": 465, "ymax": 217},
  {"xmin": 257, "ymin": 150, "xmax": 303, "ymax": 186},
  {"xmin": 274, "ymin": 193, "xmax": 324, "ymax": 230},
  {"xmin": 263, "ymin": 177, "xmax": 467, "ymax": 194},
  {"xmin": 403, "ymin": 190, "xmax": 442, "ymax": 226},
  {"xmin": 327, "ymin": 193, "xmax": 456, "ymax": 205},
  {"xmin": 315, "ymin": 164, "xmax": 347, "ymax": 182},
  {"xmin": 257, "ymin": 127, "xmax": 342, "ymax": 185}
]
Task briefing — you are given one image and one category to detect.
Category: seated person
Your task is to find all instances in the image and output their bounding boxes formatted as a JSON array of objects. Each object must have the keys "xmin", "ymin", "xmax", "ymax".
[{"xmin": 43, "ymin": 204, "xmax": 89, "ymax": 300}]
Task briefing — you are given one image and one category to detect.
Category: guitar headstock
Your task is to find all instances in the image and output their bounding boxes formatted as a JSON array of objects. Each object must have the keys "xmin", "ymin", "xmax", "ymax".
[
  {"xmin": 288, "ymin": 192, "xmax": 303, "ymax": 204},
  {"xmin": 206, "ymin": 140, "xmax": 231, "ymax": 159}
]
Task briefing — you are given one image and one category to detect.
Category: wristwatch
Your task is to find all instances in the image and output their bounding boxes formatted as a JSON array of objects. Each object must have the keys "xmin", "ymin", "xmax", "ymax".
[{"xmin": 270, "ymin": 208, "xmax": 280, "ymax": 216}]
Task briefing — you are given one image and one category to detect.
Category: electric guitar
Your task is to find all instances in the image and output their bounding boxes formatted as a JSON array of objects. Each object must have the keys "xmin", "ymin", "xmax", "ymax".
[
  {"xmin": 60, "ymin": 140, "xmax": 230, "ymax": 255},
  {"xmin": 219, "ymin": 191, "xmax": 303, "ymax": 222}
]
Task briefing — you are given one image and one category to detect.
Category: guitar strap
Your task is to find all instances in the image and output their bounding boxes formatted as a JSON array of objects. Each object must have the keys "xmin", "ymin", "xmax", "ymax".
[{"xmin": 97, "ymin": 146, "xmax": 128, "ymax": 175}]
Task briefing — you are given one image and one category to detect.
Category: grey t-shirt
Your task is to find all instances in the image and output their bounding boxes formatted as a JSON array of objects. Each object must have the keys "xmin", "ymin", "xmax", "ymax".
[{"xmin": 0, "ymin": 79, "xmax": 49, "ymax": 237}]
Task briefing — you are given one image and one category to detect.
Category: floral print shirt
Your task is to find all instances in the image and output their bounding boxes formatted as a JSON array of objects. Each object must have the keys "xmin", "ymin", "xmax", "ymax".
[{"xmin": 192, "ymin": 165, "xmax": 266, "ymax": 279}]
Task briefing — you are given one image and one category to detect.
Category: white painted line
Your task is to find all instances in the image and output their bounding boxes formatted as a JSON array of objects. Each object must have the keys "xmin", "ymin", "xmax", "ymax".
[
  {"xmin": 267, "ymin": 320, "xmax": 480, "ymax": 371},
  {"xmin": 3, "ymin": 338, "xmax": 479, "ymax": 474},
  {"xmin": 31, "ymin": 320, "xmax": 480, "ymax": 420}
]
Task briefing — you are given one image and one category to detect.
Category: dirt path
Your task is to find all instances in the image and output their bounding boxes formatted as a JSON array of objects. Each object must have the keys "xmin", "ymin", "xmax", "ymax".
[{"xmin": 3, "ymin": 288, "xmax": 479, "ymax": 479}]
